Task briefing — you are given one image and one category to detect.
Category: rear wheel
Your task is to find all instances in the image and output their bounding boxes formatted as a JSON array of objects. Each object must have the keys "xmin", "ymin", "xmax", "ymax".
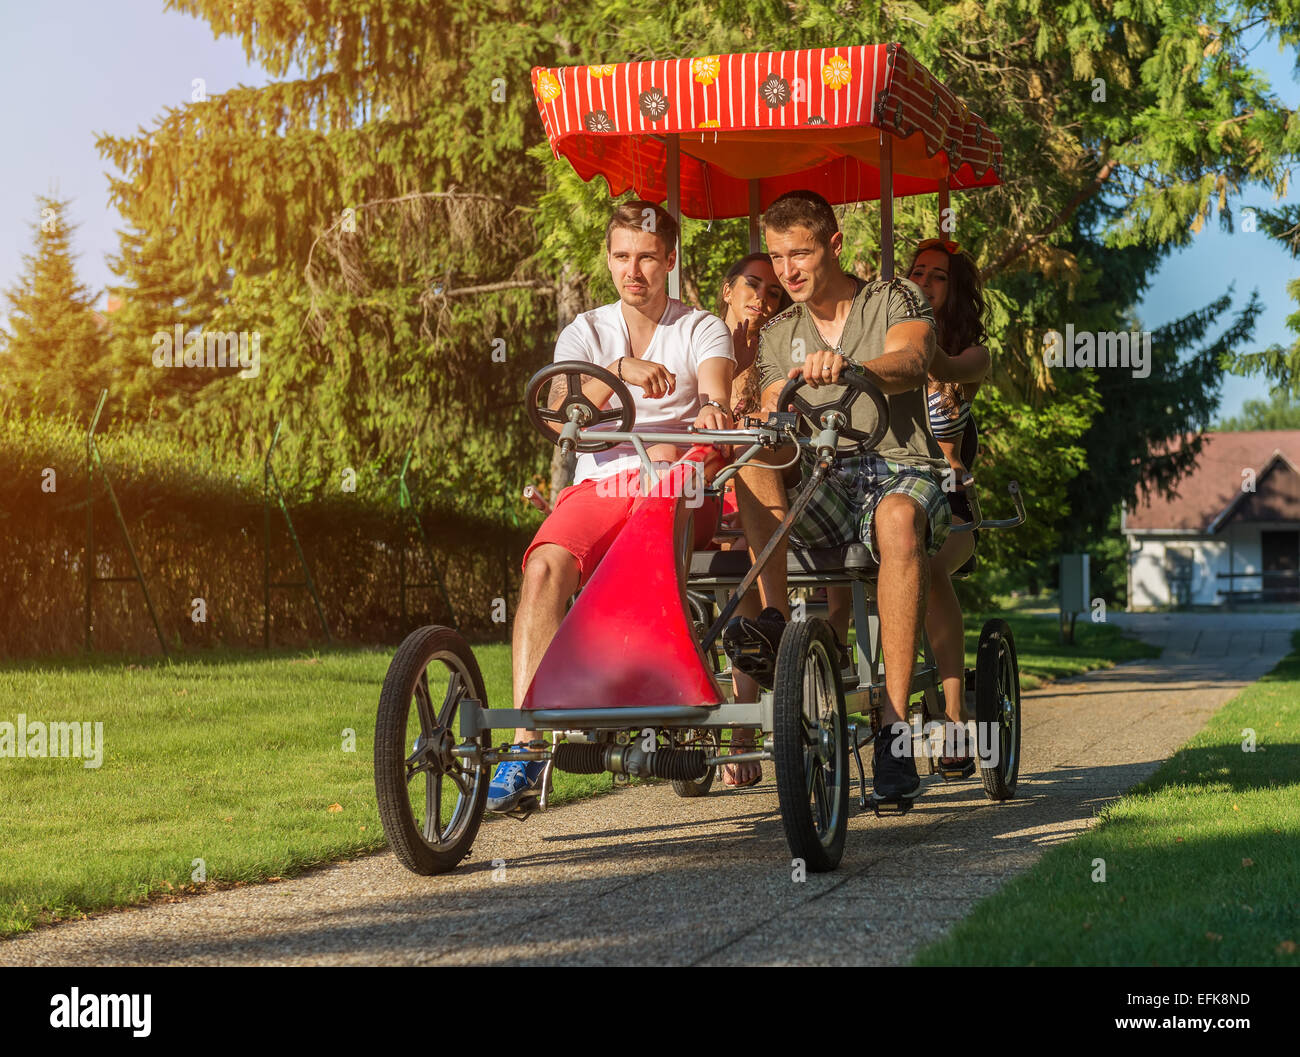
[
  {"xmin": 772, "ymin": 618, "xmax": 849, "ymax": 872},
  {"xmin": 671, "ymin": 728, "xmax": 719, "ymax": 797},
  {"xmin": 975, "ymin": 618, "xmax": 1021, "ymax": 801},
  {"xmin": 375, "ymin": 625, "xmax": 489, "ymax": 874}
]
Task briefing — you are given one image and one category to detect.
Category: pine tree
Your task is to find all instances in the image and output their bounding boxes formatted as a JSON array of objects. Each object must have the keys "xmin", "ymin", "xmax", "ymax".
[
  {"xmin": 103, "ymin": 226, "xmax": 227, "ymax": 422},
  {"xmin": 96, "ymin": 1, "xmax": 566, "ymax": 508},
  {"xmin": 0, "ymin": 196, "xmax": 109, "ymax": 418},
  {"xmin": 91, "ymin": 0, "xmax": 1300, "ymax": 547}
]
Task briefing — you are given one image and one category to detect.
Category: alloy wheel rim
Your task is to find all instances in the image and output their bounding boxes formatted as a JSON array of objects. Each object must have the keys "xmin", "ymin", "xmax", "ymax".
[
  {"xmin": 404, "ymin": 652, "xmax": 482, "ymax": 847},
  {"xmin": 801, "ymin": 640, "xmax": 843, "ymax": 847}
]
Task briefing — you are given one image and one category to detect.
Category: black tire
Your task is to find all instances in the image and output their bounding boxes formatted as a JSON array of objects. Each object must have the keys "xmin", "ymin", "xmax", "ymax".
[
  {"xmin": 688, "ymin": 591, "xmax": 727, "ymax": 678},
  {"xmin": 672, "ymin": 772, "xmax": 716, "ymax": 796},
  {"xmin": 375, "ymin": 625, "xmax": 489, "ymax": 875},
  {"xmin": 772, "ymin": 618, "xmax": 849, "ymax": 872},
  {"xmin": 671, "ymin": 728, "xmax": 719, "ymax": 797},
  {"xmin": 975, "ymin": 618, "xmax": 1021, "ymax": 801}
]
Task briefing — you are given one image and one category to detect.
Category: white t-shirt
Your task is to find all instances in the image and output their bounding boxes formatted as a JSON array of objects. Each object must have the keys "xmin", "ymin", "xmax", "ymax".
[{"xmin": 553, "ymin": 298, "xmax": 733, "ymax": 484}]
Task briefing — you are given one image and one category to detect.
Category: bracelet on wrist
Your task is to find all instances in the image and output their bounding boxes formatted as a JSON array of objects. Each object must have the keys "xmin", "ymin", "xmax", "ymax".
[
  {"xmin": 700, "ymin": 399, "xmax": 728, "ymax": 416},
  {"xmin": 617, "ymin": 358, "xmax": 625, "ymax": 380}
]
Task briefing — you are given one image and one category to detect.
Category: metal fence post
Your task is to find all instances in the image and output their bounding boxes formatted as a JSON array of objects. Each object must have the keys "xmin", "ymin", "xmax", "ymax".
[{"xmin": 84, "ymin": 389, "xmax": 169, "ymax": 655}]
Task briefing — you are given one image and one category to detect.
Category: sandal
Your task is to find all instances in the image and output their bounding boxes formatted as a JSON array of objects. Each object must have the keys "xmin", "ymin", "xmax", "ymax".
[{"xmin": 722, "ymin": 732, "xmax": 762, "ymax": 788}]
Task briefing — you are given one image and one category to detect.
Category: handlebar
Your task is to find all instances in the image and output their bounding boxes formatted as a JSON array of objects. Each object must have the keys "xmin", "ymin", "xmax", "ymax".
[{"xmin": 775, "ymin": 362, "xmax": 890, "ymax": 452}]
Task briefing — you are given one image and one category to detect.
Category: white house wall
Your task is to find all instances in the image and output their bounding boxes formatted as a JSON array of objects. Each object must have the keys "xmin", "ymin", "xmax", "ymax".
[
  {"xmin": 1224, "ymin": 524, "xmax": 1263, "ymax": 596},
  {"xmin": 1127, "ymin": 526, "xmax": 1263, "ymax": 609}
]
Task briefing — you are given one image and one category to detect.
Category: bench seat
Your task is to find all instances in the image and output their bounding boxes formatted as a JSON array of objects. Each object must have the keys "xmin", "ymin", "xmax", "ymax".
[{"xmin": 689, "ymin": 542, "xmax": 975, "ymax": 586}]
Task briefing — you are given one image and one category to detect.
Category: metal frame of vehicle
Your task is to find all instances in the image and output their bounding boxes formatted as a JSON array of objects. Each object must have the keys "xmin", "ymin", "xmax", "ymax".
[{"xmin": 376, "ymin": 43, "xmax": 1023, "ymax": 875}]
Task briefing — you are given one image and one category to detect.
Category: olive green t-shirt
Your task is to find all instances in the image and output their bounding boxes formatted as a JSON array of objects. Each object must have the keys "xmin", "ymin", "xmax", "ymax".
[{"xmin": 756, "ymin": 276, "xmax": 947, "ymax": 473}]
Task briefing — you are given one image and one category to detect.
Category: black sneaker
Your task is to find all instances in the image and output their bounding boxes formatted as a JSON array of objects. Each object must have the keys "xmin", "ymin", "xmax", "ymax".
[
  {"xmin": 871, "ymin": 722, "xmax": 921, "ymax": 803},
  {"xmin": 722, "ymin": 606, "xmax": 787, "ymax": 690}
]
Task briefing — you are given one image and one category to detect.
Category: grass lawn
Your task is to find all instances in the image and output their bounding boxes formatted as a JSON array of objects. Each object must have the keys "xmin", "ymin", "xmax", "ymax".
[
  {"xmin": 960, "ymin": 612, "xmax": 1158, "ymax": 690},
  {"xmin": 0, "ymin": 645, "xmax": 608, "ymax": 938},
  {"xmin": 0, "ymin": 612, "xmax": 1155, "ymax": 938},
  {"xmin": 914, "ymin": 631, "xmax": 1300, "ymax": 967}
]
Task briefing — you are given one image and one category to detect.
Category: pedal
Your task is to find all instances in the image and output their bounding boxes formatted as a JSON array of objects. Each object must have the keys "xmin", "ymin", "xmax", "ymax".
[
  {"xmin": 726, "ymin": 652, "xmax": 775, "ymax": 690},
  {"xmin": 729, "ymin": 650, "xmax": 763, "ymax": 671},
  {"xmin": 871, "ymin": 794, "xmax": 919, "ymax": 817},
  {"xmin": 504, "ymin": 796, "xmax": 540, "ymax": 821},
  {"xmin": 505, "ymin": 768, "xmax": 553, "ymax": 821},
  {"xmin": 937, "ymin": 759, "xmax": 976, "ymax": 782}
]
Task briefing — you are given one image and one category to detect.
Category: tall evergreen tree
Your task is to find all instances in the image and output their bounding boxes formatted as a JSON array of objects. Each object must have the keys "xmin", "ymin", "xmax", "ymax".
[
  {"xmin": 103, "ymin": 226, "xmax": 227, "ymax": 423},
  {"xmin": 92, "ymin": 0, "xmax": 1300, "ymax": 550},
  {"xmin": 97, "ymin": 1, "xmax": 564, "ymax": 507},
  {"xmin": 0, "ymin": 196, "xmax": 109, "ymax": 418}
]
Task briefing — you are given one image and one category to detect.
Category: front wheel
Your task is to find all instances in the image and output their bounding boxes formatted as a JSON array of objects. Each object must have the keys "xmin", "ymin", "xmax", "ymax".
[
  {"xmin": 772, "ymin": 618, "xmax": 849, "ymax": 872},
  {"xmin": 375, "ymin": 625, "xmax": 490, "ymax": 875},
  {"xmin": 975, "ymin": 618, "xmax": 1021, "ymax": 800}
]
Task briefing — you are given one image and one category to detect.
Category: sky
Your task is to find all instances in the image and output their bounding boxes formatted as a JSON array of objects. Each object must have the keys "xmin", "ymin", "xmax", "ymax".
[
  {"xmin": 1135, "ymin": 33, "xmax": 1300, "ymax": 420},
  {"xmin": 1, "ymin": 1, "xmax": 1297, "ymax": 423}
]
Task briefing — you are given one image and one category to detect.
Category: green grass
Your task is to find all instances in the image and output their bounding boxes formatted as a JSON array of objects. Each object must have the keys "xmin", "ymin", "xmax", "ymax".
[
  {"xmin": 0, "ymin": 645, "xmax": 608, "ymax": 938},
  {"xmin": 966, "ymin": 612, "xmax": 1160, "ymax": 689},
  {"xmin": 0, "ymin": 614, "xmax": 1156, "ymax": 938},
  {"xmin": 914, "ymin": 631, "xmax": 1300, "ymax": 967}
]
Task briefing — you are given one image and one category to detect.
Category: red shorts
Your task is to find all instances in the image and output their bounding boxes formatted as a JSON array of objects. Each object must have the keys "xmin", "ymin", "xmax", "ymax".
[
  {"xmin": 523, "ymin": 468, "xmax": 721, "ymax": 586},
  {"xmin": 721, "ymin": 483, "xmax": 739, "ymax": 521}
]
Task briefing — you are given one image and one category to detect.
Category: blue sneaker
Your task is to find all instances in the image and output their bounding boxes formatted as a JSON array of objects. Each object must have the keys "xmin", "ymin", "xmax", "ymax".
[{"xmin": 486, "ymin": 747, "xmax": 547, "ymax": 813}]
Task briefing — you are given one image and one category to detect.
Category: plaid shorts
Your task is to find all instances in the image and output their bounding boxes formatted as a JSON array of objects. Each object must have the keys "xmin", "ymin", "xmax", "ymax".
[{"xmin": 786, "ymin": 449, "xmax": 951, "ymax": 561}]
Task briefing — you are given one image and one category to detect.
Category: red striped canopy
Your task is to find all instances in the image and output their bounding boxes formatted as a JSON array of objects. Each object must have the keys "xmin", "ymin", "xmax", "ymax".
[{"xmin": 531, "ymin": 43, "xmax": 1003, "ymax": 219}]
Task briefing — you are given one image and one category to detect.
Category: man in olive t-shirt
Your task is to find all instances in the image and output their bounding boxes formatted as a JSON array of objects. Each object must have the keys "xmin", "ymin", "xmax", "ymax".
[
  {"xmin": 727, "ymin": 190, "xmax": 951, "ymax": 805},
  {"xmin": 755, "ymin": 276, "xmax": 949, "ymax": 470}
]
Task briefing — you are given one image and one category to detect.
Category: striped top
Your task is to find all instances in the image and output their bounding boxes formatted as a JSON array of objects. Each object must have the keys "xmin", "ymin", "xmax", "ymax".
[{"xmin": 927, "ymin": 387, "xmax": 971, "ymax": 440}]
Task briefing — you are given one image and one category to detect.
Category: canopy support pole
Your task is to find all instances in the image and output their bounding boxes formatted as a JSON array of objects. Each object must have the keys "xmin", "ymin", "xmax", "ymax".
[
  {"xmin": 938, "ymin": 177, "xmax": 951, "ymax": 235},
  {"xmin": 666, "ymin": 133, "xmax": 681, "ymax": 300},
  {"xmin": 879, "ymin": 131, "xmax": 895, "ymax": 280},
  {"xmin": 748, "ymin": 180, "xmax": 761, "ymax": 252}
]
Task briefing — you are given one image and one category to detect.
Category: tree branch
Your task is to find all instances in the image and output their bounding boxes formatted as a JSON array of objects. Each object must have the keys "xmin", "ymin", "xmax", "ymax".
[
  {"xmin": 425, "ymin": 279, "xmax": 555, "ymax": 298},
  {"xmin": 980, "ymin": 158, "xmax": 1120, "ymax": 280}
]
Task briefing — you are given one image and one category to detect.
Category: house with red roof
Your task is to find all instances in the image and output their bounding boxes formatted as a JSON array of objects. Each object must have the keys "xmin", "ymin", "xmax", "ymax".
[{"xmin": 1123, "ymin": 431, "xmax": 1300, "ymax": 608}]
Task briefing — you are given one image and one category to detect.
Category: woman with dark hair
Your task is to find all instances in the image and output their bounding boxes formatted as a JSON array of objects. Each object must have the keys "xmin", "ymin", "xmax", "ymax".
[
  {"xmin": 716, "ymin": 252, "xmax": 791, "ymax": 416},
  {"xmin": 907, "ymin": 238, "xmax": 991, "ymax": 770},
  {"xmin": 711, "ymin": 252, "xmax": 789, "ymax": 786}
]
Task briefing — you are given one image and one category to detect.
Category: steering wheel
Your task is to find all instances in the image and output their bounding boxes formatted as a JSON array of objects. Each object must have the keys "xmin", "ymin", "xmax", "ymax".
[
  {"xmin": 776, "ymin": 362, "xmax": 890, "ymax": 451},
  {"xmin": 525, "ymin": 361, "xmax": 636, "ymax": 453}
]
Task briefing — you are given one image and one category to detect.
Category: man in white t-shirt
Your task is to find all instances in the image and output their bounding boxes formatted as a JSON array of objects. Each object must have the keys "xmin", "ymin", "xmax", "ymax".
[{"xmin": 487, "ymin": 200, "xmax": 735, "ymax": 813}]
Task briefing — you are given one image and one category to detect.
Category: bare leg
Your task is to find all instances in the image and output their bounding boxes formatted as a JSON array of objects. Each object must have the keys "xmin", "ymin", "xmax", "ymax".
[
  {"xmin": 872, "ymin": 495, "xmax": 930, "ymax": 727},
  {"xmin": 826, "ymin": 585, "xmax": 852, "ymax": 645},
  {"xmin": 511, "ymin": 543, "xmax": 581, "ymax": 743},
  {"xmin": 925, "ymin": 527, "xmax": 975, "ymax": 726},
  {"xmin": 727, "ymin": 581, "xmax": 762, "ymax": 702},
  {"xmin": 733, "ymin": 444, "xmax": 799, "ymax": 617}
]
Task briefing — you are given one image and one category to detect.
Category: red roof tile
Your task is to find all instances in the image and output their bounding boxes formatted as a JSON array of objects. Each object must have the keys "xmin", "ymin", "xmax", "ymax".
[{"xmin": 1124, "ymin": 431, "xmax": 1300, "ymax": 532}]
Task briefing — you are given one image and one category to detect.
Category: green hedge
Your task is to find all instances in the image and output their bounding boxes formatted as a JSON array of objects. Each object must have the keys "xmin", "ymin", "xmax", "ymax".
[{"xmin": 0, "ymin": 412, "xmax": 535, "ymax": 657}]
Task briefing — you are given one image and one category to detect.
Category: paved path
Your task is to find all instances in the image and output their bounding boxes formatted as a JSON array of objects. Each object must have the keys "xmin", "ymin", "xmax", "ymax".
[{"xmin": 4, "ymin": 614, "xmax": 1296, "ymax": 966}]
